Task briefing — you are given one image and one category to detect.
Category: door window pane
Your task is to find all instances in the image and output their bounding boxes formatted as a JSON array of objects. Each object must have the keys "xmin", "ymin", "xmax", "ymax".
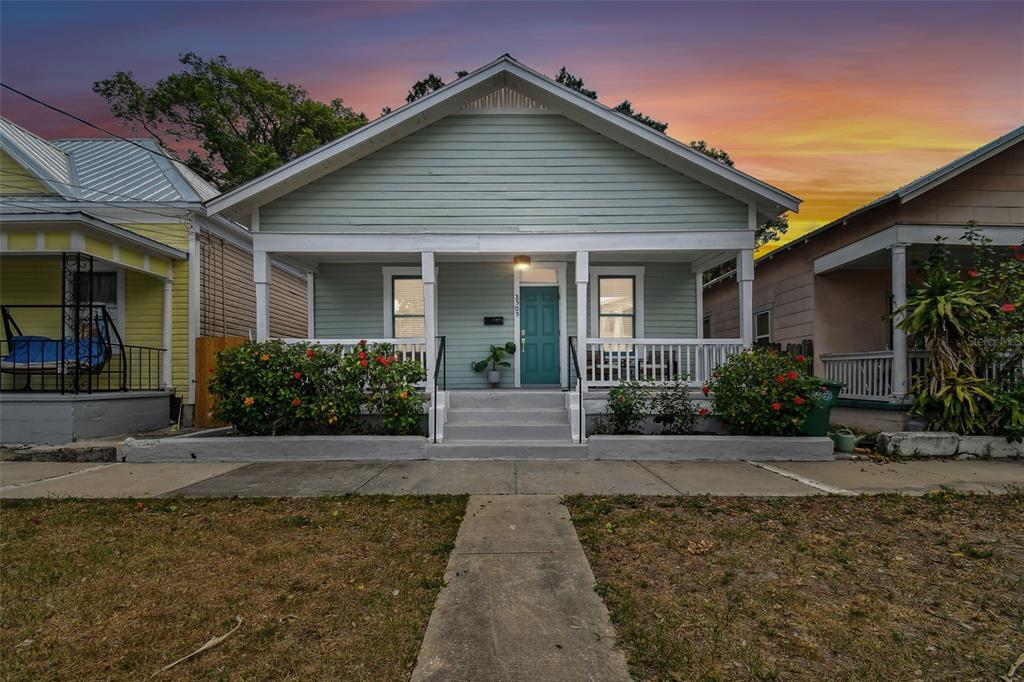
[{"xmin": 392, "ymin": 276, "xmax": 424, "ymax": 338}]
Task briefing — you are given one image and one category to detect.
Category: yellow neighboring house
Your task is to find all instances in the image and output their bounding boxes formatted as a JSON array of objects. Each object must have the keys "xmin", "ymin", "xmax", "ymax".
[{"xmin": 0, "ymin": 117, "xmax": 309, "ymax": 444}]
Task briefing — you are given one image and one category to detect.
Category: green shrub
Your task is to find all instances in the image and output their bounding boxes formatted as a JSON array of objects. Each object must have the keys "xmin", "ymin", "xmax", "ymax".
[
  {"xmin": 652, "ymin": 381, "xmax": 699, "ymax": 435},
  {"xmin": 596, "ymin": 381, "xmax": 650, "ymax": 435},
  {"xmin": 707, "ymin": 349, "xmax": 820, "ymax": 436},
  {"xmin": 210, "ymin": 339, "xmax": 426, "ymax": 436}
]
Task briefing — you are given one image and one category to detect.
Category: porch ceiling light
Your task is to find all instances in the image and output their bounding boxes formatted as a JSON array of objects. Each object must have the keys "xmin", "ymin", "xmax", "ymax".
[{"xmin": 513, "ymin": 255, "xmax": 532, "ymax": 270}]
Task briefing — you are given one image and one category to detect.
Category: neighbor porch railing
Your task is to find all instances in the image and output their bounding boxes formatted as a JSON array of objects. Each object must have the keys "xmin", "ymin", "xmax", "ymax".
[
  {"xmin": 820, "ymin": 350, "xmax": 928, "ymax": 401},
  {"xmin": 583, "ymin": 338, "xmax": 745, "ymax": 387}
]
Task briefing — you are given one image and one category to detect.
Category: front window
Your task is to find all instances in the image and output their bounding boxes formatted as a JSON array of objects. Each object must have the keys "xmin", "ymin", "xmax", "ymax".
[
  {"xmin": 392, "ymin": 275, "xmax": 424, "ymax": 338},
  {"xmin": 754, "ymin": 309, "xmax": 772, "ymax": 345},
  {"xmin": 598, "ymin": 276, "xmax": 635, "ymax": 339},
  {"xmin": 74, "ymin": 272, "xmax": 118, "ymax": 329}
]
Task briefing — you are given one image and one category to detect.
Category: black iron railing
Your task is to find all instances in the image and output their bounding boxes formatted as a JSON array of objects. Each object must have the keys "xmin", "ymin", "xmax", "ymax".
[
  {"xmin": 0, "ymin": 304, "xmax": 165, "ymax": 394},
  {"xmin": 432, "ymin": 335, "xmax": 446, "ymax": 443},
  {"xmin": 568, "ymin": 336, "xmax": 584, "ymax": 444}
]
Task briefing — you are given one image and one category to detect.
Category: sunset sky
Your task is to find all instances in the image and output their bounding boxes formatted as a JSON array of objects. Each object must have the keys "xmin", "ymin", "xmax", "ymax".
[{"xmin": 1, "ymin": 1, "xmax": 1021, "ymax": 251}]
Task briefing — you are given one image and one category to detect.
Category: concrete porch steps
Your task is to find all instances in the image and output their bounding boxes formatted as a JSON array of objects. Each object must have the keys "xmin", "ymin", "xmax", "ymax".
[{"xmin": 442, "ymin": 390, "xmax": 575, "ymax": 453}]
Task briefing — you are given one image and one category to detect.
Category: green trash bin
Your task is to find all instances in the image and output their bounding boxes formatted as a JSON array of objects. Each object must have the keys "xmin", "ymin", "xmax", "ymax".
[{"xmin": 799, "ymin": 380, "xmax": 844, "ymax": 437}]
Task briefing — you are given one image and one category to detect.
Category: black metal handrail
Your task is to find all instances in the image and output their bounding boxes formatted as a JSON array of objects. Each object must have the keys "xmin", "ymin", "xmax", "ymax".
[
  {"xmin": 568, "ymin": 335, "xmax": 584, "ymax": 444},
  {"xmin": 0, "ymin": 304, "xmax": 165, "ymax": 394},
  {"xmin": 432, "ymin": 335, "xmax": 446, "ymax": 443}
]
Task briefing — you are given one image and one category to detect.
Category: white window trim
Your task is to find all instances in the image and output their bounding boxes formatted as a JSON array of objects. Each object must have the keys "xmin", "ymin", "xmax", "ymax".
[
  {"xmin": 753, "ymin": 306, "xmax": 773, "ymax": 344},
  {"xmin": 589, "ymin": 266, "xmax": 645, "ymax": 339},
  {"xmin": 382, "ymin": 266, "xmax": 437, "ymax": 338}
]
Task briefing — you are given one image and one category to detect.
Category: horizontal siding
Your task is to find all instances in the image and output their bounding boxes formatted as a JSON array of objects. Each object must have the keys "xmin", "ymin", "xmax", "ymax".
[
  {"xmin": 1, "ymin": 149, "xmax": 50, "ymax": 195},
  {"xmin": 261, "ymin": 114, "xmax": 746, "ymax": 234},
  {"xmin": 314, "ymin": 263, "xmax": 386, "ymax": 337},
  {"xmin": 438, "ymin": 262, "xmax": 515, "ymax": 389}
]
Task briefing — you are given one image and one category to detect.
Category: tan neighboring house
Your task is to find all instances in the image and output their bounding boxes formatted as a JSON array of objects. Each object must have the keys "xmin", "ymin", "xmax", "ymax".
[
  {"xmin": 0, "ymin": 117, "xmax": 309, "ymax": 443},
  {"xmin": 704, "ymin": 125, "xmax": 1024, "ymax": 430}
]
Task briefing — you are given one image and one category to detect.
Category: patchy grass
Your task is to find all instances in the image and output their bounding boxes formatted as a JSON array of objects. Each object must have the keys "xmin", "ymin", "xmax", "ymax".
[
  {"xmin": 567, "ymin": 491, "xmax": 1024, "ymax": 681},
  {"xmin": 1, "ymin": 495, "xmax": 466, "ymax": 680}
]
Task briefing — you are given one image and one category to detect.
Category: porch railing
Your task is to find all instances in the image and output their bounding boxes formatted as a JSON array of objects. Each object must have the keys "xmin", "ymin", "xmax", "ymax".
[
  {"xmin": 820, "ymin": 350, "xmax": 928, "ymax": 401},
  {"xmin": 583, "ymin": 338, "xmax": 745, "ymax": 387}
]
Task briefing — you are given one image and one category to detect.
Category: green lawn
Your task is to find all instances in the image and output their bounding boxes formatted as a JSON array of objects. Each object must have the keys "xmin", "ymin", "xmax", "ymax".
[
  {"xmin": 1, "ymin": 496, "xmax": 466, "ymax": 680},
  {"xmin": 568, "ymin": 491, "xmax": 1024, "ymax": 681}
]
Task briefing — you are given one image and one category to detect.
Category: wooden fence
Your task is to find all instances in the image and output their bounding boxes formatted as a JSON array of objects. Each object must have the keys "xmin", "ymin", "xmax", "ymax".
[{"xmin": 194, "ymin": 336, "xmax": 247, "ymax": 428}]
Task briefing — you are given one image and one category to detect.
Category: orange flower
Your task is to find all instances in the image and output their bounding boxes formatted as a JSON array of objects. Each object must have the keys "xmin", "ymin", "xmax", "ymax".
[
  {"xmin": 306, "ymin": 348, "xmax": 316, "ymax": 358},
  {"xmin": 243, "ymin": 396, "xmax": 255, "ymax": 406},
  {"xmin": 793, "ymin": 396, "xmax": 805, "ymax": 406},
  {"xmin": 291, "ymin": 397, "xmax": 302, "ymax": 407},
  {"xmin": 400, "ymin": 390, "xmax": 409, "ymax": 399},
  {"xmin": 771, "ymin": 402, "xmax": 782, "ymax": 411},
  {"xmin": 260, "ymin": 353, "xmax": 270, "ymax": 362}
]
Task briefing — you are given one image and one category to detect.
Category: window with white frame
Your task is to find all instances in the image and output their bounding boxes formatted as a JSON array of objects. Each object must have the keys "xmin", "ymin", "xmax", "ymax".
[
  {"xmin": 391, "ymin": 275, "xmax": 425, "ymax": 338},
  {"xmin": 754, "ymin": 308, "xmax": 772, "ymax": 345},
  {"xmin": 589, "ymin": 266, "xmax": 644, "ymax": 341}
]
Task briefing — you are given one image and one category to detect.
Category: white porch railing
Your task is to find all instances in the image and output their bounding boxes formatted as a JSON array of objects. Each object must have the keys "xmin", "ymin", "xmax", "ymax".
[
  {"xmin": 583, "ymin": 338, "xmax": 745, "ymax": 387},
  {"xmin": 280, "ymin": 338, "xmax": 428, "ymax": 377},
  {"xmin": 820, "ymin": 350, "xmax": 927, "ymax": 401}
]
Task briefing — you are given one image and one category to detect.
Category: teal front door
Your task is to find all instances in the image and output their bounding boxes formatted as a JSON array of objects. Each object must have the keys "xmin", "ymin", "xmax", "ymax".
[{"xmin": 521, "ymin": 286, "xmax": 560, "ymax": 385}]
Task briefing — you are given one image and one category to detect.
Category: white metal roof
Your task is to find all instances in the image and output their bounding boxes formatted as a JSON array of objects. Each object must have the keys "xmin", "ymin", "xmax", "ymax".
[{"xmin": 207, "ymin": 54, "xmax": 801, "ymax": 225}]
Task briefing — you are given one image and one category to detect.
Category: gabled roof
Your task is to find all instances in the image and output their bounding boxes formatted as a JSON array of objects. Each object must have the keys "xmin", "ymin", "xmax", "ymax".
[
  {"xmin": 0, "ymin": 117, "xmax": 73, "ymax": 195},
  {"xmin": 758, "ymin": 123, "xmax": 1024, "ymax": 262},
  {"xmin": 0, "ymin": 116, "xmax": 219, "ymax": 204},
  {"xmin": 207, "ymin": 54, "xmax": 800, "ymax": 225}
]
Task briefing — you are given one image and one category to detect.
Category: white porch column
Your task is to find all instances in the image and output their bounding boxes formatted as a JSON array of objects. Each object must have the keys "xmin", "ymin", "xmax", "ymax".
[
  {"xmin": 422, "ymin": 251, "xmax": 437, "ymax": 390},
  {"xmin": 162, "ymin": 279, "xmax": 173, "ymax": 388},
  {"xmin": 890, "ymin": 242, "xmax": 909, "ymax": 398},
  {"xmin": 737, "ymin": 249, "xmax": 754, "ymax": 347},
  {"xmin": 254, "ymin": 250, "xmax": 271, "ymax": 341},
  {"xmin": 694, "ymin": 269, "xmax": 704, "ymax": 339},
  {"xmin": 575, "ymin": 250, "xmax": 589, "ymax": 392}
]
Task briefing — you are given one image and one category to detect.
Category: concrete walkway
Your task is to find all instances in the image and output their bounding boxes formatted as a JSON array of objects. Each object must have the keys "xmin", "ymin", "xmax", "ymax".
[
  {"xmin": 1, "ymin": 459, "xmax": 1021, "ymax": 498},
  {"xmin": 411, "ymin": 495, "xmax": 630, "ymax": 681}
]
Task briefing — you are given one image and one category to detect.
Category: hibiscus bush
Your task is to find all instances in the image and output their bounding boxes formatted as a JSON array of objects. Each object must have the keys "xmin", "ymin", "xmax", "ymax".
[
  {"xmin": 897, "ymin": 224, "xmax": 1023, "ymax": 438},
  {"xmin": 707, "ymin": 349, "xmax": 820, "ymax": 435},
  {"xmin": 210, "ymin": 339, "xmax": 426, "ymax": 436}
]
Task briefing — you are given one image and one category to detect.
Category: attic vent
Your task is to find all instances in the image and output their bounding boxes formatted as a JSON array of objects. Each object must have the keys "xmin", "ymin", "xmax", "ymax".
[{"xmin": 461, "ymin": 87, "xmax": 546, "ymax": 111}]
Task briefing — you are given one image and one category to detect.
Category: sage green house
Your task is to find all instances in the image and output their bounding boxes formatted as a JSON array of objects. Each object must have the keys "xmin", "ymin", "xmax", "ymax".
[{"xmin": 208, "ymin": 55, "xmax": 800, "ymax": 445}]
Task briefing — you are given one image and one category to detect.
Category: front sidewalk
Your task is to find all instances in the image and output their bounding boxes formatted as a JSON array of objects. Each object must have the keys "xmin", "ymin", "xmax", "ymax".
[{"xmin": 1, "ymin": 459, "xmax": 1021, "ymax": 498}]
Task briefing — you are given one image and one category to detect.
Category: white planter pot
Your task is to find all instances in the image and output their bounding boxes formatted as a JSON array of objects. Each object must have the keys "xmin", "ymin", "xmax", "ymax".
[{"xmin": 487, "ymin": 370, "xmax": 500, "ymax": 387}]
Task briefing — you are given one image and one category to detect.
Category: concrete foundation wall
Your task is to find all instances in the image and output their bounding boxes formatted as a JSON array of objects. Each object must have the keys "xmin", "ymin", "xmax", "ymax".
[{"xmin": 0, "ymin": 392, "xmax": 171, "ymax": 444}]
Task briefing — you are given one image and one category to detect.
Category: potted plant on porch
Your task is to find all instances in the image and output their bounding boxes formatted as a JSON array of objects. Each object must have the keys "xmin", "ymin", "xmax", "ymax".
[{"xmin": 472, "ymin": 342, "xmax": 517, "ymax": 388}]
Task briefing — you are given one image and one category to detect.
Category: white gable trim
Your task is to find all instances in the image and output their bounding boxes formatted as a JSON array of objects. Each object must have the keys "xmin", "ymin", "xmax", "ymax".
[{"xmin": 206, "ymin": 56, "xmax": 799, "ymax": 224}]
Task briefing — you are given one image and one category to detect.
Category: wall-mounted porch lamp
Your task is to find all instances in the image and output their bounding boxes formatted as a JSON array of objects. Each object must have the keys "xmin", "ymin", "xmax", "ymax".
[{"xmin": 513, "ymin": 255, "xmax": 532, "ymax": 270}]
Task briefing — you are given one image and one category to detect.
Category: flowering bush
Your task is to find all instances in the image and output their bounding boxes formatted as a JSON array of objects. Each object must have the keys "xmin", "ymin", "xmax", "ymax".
[
  {"xmin": 210, "ymin": 340, "xmax": 426, "ymax": 436},
  {"xmin": 707, "ymin": 349, "xmax": 820, "ymax": 435},
  {"xmin": 595, "ymin": 381, "xmax": 650, "ymax": 434}
]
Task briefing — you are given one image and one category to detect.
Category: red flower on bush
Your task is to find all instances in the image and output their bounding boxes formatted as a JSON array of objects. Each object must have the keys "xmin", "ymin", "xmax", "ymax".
[
  {"xmin": 698, "ymin": 407, "xmax": 709, "ymax": 417},
  {"xmin": 291, "ymin": 397, "xmax": 301, "ymax": 407},
  {"xmin": 793, "ymin": 396, "xmax": 805, "ymax": 406},
  {"xmin": 293, "ymin": 371, "xmax": 302, "ymax": 380},
  {"xmin": 966, "ymin": 269, "xmax": 979, "ymax": 278},
  {"xmin": 1002, "ymin": 303, "xmax": 1017, "ymax": 313},
  {"xmin": 701, "ymin": 385, "xmax": 710, "ymax": 396},
  {"xmin": 359, "ymin": 339, "xmax": 368, "ymax": 345},
  {"xmin": 376, "ymin": 356, "xmax": 390, "ymax": 366},
  {"xmin": 360, "ymin": 358, "xmax": 368, "ymax": 368},
  {"xmin": 1010, "ymin": 245, "xmax": 1020, "ymax": 252},
  {"xmin": 771, "ymin": 402, "xmax": 782, "ymax": 411},
  {"xmin": 306, "ymin": 348, "xmax": 316, "ymax": 359},
  {"xmin": 795, "ymin": 354, "xmax": 806, "ymax": 362},
  {"xmin": 208, "ymin": 367, "xmax": 214, "ymax": 374},
  {"xmin": 358, "ymin": 351, "xmax": 367, "ymax": 360},
  {"xmin": 787, "ymin": 370, "xmax": 799, "ymax": 380},
  {"xmin": 775, "ymin": 374, "xmax": 786, "ymax": 384}
]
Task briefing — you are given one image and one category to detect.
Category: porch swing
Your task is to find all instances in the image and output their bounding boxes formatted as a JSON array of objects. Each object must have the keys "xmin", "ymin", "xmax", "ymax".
[{"xmin": 0, "ymin": 253, "xmax": 126, "ymax": 392}]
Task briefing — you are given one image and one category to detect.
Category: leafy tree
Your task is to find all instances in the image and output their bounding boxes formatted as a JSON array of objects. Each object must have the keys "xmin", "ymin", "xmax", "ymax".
[
  {"xmin": 94, "ymin": 53, "xmax": 368, "ymax": 189},
  {"xmin": 555, "ymin": 67, "xmax": 666, "ymax": 132},
  {"xmin": 392, "ymin": 70, "xmax": 469, "ymax": 112},
  {"xmin": 555, "ymin": 67, "xmax": 597, "ymax": 99}
]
